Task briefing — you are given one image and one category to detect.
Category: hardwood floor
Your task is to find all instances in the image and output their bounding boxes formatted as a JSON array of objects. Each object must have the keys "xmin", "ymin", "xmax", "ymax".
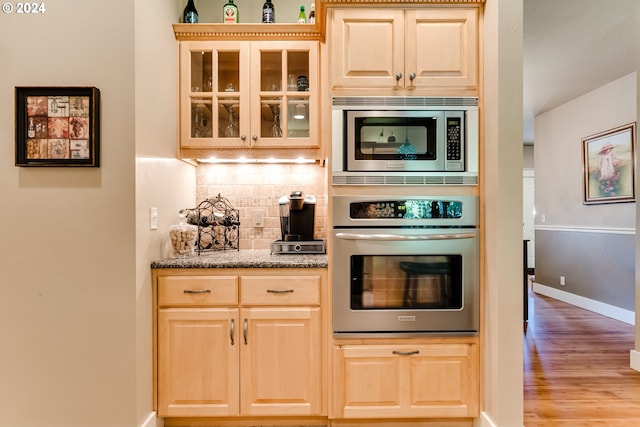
[{"xmin": 524, "ymin": 291, "xmax": 640, "ymax": 426}]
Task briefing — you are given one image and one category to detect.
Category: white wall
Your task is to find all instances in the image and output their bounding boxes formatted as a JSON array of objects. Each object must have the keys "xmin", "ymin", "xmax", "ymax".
[{"xmin": 0, "ymin": 1, "xmax": 137, "ymax": 426}]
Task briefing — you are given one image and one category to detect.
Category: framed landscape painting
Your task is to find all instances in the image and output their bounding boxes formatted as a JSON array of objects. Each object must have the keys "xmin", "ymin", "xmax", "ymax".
[
  {"xmin": 582, "ymin": 123, "xmax": 636, "ymax": 205},
  {"xmin": 15, "ymin": 86, "xmax": 100, "ymax": 167}
]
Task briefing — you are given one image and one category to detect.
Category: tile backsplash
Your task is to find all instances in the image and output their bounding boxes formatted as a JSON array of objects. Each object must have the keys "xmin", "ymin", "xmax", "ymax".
[{"xmin": 196, "ymin": 163, "xmax": 327, "ymax": 250}]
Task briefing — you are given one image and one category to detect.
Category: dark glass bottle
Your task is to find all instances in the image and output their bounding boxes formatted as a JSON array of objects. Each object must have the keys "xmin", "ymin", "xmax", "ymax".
[
  {"xmin": 308, "ymin": 3, "xmax": 315, "ymax": 24},
  {"xmin": 182, "ymin": 0, "xmax": 198, "ymax": 23},
  {"xmin": 262, "ymin": 0, "xmax": 275, "ymax": 23}
]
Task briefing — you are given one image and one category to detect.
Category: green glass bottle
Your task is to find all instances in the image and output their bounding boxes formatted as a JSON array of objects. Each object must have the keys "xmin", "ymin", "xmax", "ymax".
[
  {"xmin": 297, "ymin": 5, "xmax": 307, "ymax": 23},
  {"xmin": 223, "ymin": 0, "xmax": 239, "ymax": 23}
]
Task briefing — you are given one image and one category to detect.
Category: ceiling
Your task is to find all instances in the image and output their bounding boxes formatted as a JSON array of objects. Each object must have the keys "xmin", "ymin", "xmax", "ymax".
[{"xmin": 523, "ymin": 0, "xmax": 638, "ymax": 144}]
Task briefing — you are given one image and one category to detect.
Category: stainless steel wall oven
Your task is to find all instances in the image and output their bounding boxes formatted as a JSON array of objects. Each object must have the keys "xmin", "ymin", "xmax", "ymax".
[{"xmin": 332, "ymin": 195, "xmax": 479, "ymax": 336}]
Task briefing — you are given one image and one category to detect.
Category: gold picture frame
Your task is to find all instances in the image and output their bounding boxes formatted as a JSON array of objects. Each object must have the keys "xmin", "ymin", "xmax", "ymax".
[{"xmin": 582, "ymin": 123, "xmax": 636, "ymax": 204}]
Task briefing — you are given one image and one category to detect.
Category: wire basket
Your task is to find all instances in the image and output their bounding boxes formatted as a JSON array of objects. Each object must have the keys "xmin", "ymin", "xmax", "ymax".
[{"xmin": 184, "ymin": 193, "xmax": 240, "ymax": 254}]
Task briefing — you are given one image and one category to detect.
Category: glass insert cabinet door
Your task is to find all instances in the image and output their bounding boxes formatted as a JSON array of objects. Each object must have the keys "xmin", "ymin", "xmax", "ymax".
[
  {"xmin": 179, "ymin": 41, "xmax": 318, "ymax": 150},
  {"xmin": 180, "ymin": 41, "xmax": 250, "ymax": 149},
  {"xmin": 250, "ymin": 42, "xmax": 318, "ymax": 148}
]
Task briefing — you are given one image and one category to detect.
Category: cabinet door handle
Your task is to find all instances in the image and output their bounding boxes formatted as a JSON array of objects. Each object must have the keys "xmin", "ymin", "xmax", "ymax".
[
  {"xmin": 243, "ymin": 318, "xmax": 248, "ymax": 345},
  {"xmin": 252, "ymin": 135, "xmax": 258, "ymax": 142},
  {"xmin": 409, "ymin": 72, "xmax": 416, "ymax": 82},
  {"xmin": 395, "ymin": 72, "xmax": 403, "ymax": 81},
  {"xmin": 230, "ymin": 318, "xmax": 235, "ymax": 346},
  {"xmin": 183, "ymin": 289, "xmax": 211, "ymax": 294},
  {"xmin": 267, "ymin": 289, "xmax": 294, "ymax": 294},
  {"xmin": 240, "ymin": 135, "xmax": 247, "ymax": 141},
  {"xmin": 392, "ymin": 350, "xmax": 420, "ymax": 356}
]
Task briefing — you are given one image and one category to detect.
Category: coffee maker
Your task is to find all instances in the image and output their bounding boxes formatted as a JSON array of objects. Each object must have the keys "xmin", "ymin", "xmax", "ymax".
[{"xmin": 271, "ymin": 191, "xmax": 325, "ymax": 254}]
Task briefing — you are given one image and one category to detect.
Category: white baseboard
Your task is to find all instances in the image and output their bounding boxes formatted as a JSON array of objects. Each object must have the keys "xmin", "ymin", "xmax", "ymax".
[
  {"xmin": 476, "ymin": 412, "xmax": 497, "ymax": 427},
  {"xmin": 532, "ymin": 282, "xmax": 635, "ymax": 325},
  {"xmin": 140, "ymin": 411, "xmax": 161, "ymax": 427},
  {"xmin": 476, "ymin": 411, "xmax": 522, "ymax": 427}
]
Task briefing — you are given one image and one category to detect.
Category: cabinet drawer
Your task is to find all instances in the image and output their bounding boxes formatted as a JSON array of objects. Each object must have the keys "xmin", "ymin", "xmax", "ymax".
[
  {"xmin": 158, "ymin": 276, "xmax": 238, "ymax": 306},
  {"xmin": 241, "ymin": 276, "xmax": 320, "ymax": 305}
]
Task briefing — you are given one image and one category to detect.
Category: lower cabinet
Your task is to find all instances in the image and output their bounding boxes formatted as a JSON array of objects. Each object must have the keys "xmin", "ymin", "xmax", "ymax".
[
  {"xmin": 331, "ymin": 340, "xmax": 479, "ymax": 419},
  {"xmin": 154, "ymin": 269, "xmax": 326, "ymax": 419}
]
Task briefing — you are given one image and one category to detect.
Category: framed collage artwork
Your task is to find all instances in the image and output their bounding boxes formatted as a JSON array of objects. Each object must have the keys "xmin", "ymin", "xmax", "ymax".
[{"xmin": 15, "ymin": 86, "xmax": 101, "ymax": 167}]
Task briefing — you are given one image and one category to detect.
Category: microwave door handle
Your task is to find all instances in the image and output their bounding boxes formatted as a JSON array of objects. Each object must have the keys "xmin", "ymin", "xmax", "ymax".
[{"xmin": 335, "ymin": 232, "xmax": 476, "ymax": 241}]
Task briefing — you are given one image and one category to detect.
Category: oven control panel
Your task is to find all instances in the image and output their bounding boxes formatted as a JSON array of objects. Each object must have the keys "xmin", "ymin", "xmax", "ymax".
[{"xmin": 349, "ymin": 199, "xmax": 463, "ymax": 220}]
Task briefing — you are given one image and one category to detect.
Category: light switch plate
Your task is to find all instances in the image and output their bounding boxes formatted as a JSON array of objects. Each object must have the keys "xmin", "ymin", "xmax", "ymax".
[{"xmin": 149, "ymin": 207, "xmax": 158, "ymax": 230}]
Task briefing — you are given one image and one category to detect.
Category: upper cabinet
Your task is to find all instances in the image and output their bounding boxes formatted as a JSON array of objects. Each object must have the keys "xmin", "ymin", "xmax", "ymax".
[
  {"xmin": 329, "ymin": 7, "xmax": 479, "ymax": 96},
  {"xmin": 175, "ymin": 25, "xmax": 321, "ymax": 161}
]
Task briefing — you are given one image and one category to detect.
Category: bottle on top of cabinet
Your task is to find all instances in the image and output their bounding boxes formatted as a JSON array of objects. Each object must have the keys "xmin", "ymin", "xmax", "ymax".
[
  {"xmin": 297, "ymin": 5, "xmax": 307, "ymax": 23},
  {"xmin": 262, "ymin": 0, "xmax": 275, "ymax": 23},
  {"xmin": 223, "ymin": 0, "xmax": 239, "ymax": 23},
  {"xmin": 308, "ymin": 3, "xmax": 315, "ymax": 24},
  {"xmin": 182, "ymin": 0, "xmax": 198, "ymax": 23}
]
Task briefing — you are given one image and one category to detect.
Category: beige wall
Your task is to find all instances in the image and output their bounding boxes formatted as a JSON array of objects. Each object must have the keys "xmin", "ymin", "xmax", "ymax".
[
  {"xmin": 0, "ymin": 1, "xmax": 138, "ymax": 426},
  {"xmin": 481, "ymin": 0, "xmax": 524, "ymax": 425},
  {"xmin": 0, "ymin": 1, "xmax": 197, "ymax": 426},
  {"xmin": 134, "ymin": 1, "xmax": 197, "ymax": 426},
  {"xmin": 535, "ymin": 72, "xmax": 637, "ymax": 229}
]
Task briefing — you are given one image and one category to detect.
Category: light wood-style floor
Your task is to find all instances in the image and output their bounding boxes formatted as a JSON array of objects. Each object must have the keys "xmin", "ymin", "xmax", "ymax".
[{"xmin": 524, "ymin": 291, "xmax": 640, "ymax": 426}]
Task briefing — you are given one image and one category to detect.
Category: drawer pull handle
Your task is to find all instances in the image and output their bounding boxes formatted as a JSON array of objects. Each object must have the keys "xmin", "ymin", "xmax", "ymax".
[
  {"xmin": 243, "ymin": 318, "xmax": 248, "ymax": 345},
  {"xmin": 392, "ymin": 350, "xmax": 420, "ymax": 356},
  {"xmin": 267, "ymin": 289, "xmax": 294, "ymax": 294},
  {"xmin": 230, "ymin": 319, "xmax": 235, "ymax": 346},
  {"xmin": 183, "ymin": 289, "xmax": 211, "ymax": 294}
]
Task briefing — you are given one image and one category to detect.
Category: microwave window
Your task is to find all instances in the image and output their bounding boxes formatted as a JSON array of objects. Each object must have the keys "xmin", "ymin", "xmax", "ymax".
[
  {"xmin": 355, "ymin": 117, "xmax": 437, "ymax": 161},
  {"xmin": 350, "ymin": 255, "xmax": 463, "ymax": 310}
]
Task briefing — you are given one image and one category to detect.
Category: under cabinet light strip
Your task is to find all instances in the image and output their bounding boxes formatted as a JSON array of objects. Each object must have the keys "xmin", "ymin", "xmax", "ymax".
[{"xmin": 197, "ymin": 157, "xmax": 317, "ymax": 164}]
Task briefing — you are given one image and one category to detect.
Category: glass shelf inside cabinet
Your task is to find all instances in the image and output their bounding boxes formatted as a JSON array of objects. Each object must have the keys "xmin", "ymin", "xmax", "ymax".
[
  {"xmin": 191, "ymin": 51, "xmax": 213, "ymax": 93},
  {"xmin": 287, "ymin": 97, "xmax": 309, "ymax": 138},
  {"xmin": 218, "ymin": 98, "xmax": 240, "ymax": 138},
  {"xmin": 260, "ymin": 51, "xmax": 283, "ymax": 93},
  {"xmin": 260, "ymin": 98, "xmax": 283, "ymax": 138},
  {"xmin": 191, "ymin": 99, "xmax": 213, "ymax": 138},
  {"xmin": 287, "ymin": 51, "xmax": 310, "ymax": 92}
]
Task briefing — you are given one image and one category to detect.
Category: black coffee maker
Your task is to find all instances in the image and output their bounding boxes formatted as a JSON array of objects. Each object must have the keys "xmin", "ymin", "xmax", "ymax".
[{"xmin": 279, "ymin": 191, "xmax": 316, "ymax": 241}]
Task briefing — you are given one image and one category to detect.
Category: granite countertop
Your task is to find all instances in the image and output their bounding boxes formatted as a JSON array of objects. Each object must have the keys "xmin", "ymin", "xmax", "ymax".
[{"xmin": 151, "ymin": 249, "xmax": 328, "ymax": 269}]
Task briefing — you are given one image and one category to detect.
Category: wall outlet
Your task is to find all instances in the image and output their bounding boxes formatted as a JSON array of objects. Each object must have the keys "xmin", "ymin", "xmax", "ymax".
[
  {"xmin": 560, "ymin": 275, "xmax": 566, "ymax": 286},
  {"xmin": 541, "ymin": 214, "xmax": 546, "ymax": 224},
  {"xmin": 252, "ymin": 210, "xmax": 265, "ymax": 228}
]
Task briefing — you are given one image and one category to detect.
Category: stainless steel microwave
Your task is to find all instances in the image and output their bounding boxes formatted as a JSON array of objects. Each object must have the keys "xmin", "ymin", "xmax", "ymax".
[{"xmin": 331, "ymin": 97, "xmax": 479, "ymax": 185}]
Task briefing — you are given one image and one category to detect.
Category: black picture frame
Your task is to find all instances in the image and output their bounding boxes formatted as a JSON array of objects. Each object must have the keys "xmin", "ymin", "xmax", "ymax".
[{"xmin": 15, "ymin": 86, "xmax": 100, "ymax": 167}]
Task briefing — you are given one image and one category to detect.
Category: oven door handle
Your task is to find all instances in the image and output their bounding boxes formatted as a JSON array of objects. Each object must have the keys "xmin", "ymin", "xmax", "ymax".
[{"xmin": 335, "ymin": 232, "xmax": 476, "ymax": 241}]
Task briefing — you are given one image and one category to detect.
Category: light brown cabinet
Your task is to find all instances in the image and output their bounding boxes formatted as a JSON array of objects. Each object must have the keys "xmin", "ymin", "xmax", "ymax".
[
  {"xmin": 331, "ymin": 340, "xmax": 479, "ymax": 419},
  {"xmin": 154, "ymin": 269, "xmax": 327, "ymax": 419},
  {"xmin": 329, "ymin": 7, "xmax": 479, "ymax": 95},
  {"xmin": 177, "ymin": 40, "xmax": 320, "ymax": 160}
]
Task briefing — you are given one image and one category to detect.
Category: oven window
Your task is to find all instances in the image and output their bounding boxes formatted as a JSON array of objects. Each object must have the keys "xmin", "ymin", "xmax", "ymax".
[
  {"xmin": 354, "ymin": 116, "xmax": 437, "ymax": 161},
  {"xmin": 350, "ymin": 255, "xmax": 462, "ymax": 310}
]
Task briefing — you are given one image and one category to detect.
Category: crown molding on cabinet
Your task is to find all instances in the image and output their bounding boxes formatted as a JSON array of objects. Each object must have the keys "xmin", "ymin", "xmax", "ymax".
[
  {"xmin": 173, "ymin": 23, "xmax": 325, "ymax": 41},
  {"xmin": 323, "ymin": 0, "xmax": 484, "ymax": 3}
]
